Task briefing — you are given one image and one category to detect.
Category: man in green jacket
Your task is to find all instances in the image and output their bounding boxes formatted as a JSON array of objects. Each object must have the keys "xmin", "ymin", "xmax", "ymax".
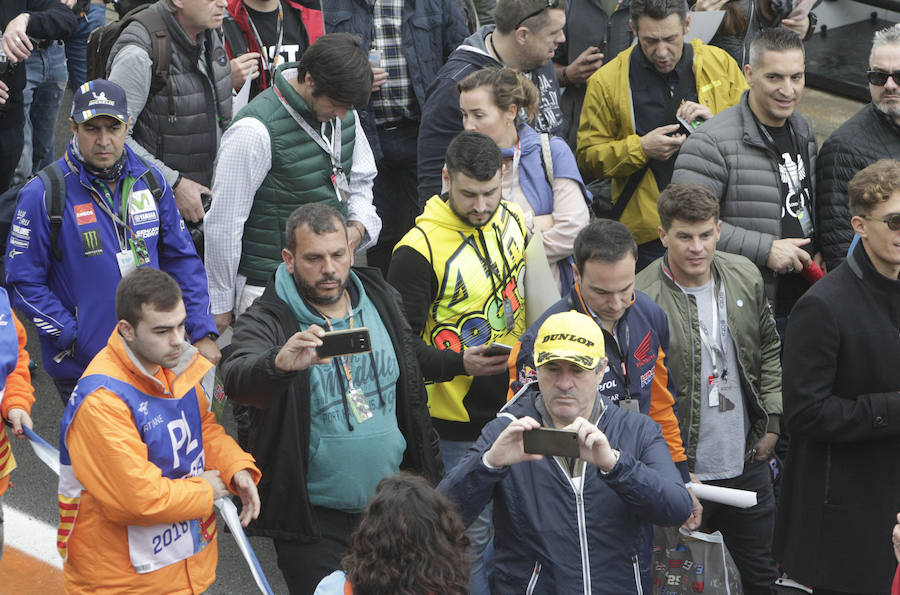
[
  {"xmin": 576, "ymin": 0, "xmax": 746, "ymax": 269},
  {"xmin": 635, "ymin": 182, "xmax": 782, "ymax": 595}
]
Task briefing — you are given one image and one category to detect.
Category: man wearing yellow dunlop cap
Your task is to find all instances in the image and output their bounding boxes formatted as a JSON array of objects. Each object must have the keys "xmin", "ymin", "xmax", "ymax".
[{"xmin": 438, "ymin": 310, "xmax": 692, "ymax": 593}]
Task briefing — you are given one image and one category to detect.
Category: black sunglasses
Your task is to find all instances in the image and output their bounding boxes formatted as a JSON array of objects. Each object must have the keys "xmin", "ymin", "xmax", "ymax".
[
  {"xmin": 515, "ymin": 0, "xmax": 561, "ymax": 29},
  {"xmin": 863, "ymin": 213, "xmax": 900, "ymax": 231},
  {"xmin": 866, "ymin": 70, "xmax": 900, "ymax": 86}
]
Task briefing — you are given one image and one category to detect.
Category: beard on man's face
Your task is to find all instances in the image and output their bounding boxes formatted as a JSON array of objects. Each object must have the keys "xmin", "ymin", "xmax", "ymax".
[{"xmin": 292, "ymin": 271, "xmax": 348, "ymax": 305}]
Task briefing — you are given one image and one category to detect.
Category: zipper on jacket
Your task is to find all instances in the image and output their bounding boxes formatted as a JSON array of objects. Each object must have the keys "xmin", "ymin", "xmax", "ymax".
[
  {"xmin": 526, "ymin": 561, "xmax": 542, "ymax": 595},
  {"xmin": 823, "ymin": 443, "xmax": 831, "ymax": 504},
  {"xmin": 682, "ymin": 290, "xmax": 697, "ymax": 455},
  {"xmin": 552, "ymin": 457, "xmax": 592, "ymax": 594}
]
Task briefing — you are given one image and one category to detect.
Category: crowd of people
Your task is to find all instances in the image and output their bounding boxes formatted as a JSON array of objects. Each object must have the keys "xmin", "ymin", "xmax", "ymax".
[{"xmin": 0, "ymin": 0, "xmax": 899, "ymax": 593}]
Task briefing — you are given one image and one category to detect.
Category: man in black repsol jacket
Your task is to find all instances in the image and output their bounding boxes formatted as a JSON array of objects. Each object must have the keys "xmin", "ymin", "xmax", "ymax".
[
  {"xmin": 220, "ymin": 203, "xmax": 446, "ymax": 595},
  {"xmin": 0, "ymin": 1, "xmax": 77, "ymax": 192}
]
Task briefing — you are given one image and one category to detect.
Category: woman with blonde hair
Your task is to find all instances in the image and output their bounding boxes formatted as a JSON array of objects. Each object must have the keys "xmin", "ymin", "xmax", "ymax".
[{"xmin": 456, "ymin": 67, "xmax": 590, "ymax": 293}]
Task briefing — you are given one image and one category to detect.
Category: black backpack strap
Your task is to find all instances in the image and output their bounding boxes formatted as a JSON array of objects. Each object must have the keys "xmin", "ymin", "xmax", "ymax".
[
  {"xmin": 132, "ymin": 7, "xmax": 175, "ymax": 122},
  {"xmin": 609, "ymin": 164, "xmax": 649, "ymax": 220},
  {"xmin": 222, "ymin": 14, "xmax": 248, "ymax": 57},
  {"xmin": 37, "ymin": 163, "xmax": 67, "ymax": 262},
  {"xmin": 539, "ymin": 132, "xmax": 554, "ymax": 186}
]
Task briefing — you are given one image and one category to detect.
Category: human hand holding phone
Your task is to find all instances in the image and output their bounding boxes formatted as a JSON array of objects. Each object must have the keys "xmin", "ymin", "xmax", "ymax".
[{"xmin": 484, "ymin": 416, "xmax": 545, "ymax": 468}]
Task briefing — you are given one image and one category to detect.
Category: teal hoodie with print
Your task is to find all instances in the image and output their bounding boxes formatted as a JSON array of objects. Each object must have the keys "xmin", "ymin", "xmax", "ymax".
[{"xmin": 276, "ymin": 264, "xmax": 405, "ymax": 513}]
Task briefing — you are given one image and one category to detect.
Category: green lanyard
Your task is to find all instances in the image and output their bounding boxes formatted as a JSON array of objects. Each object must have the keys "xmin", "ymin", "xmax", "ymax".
[{"xmin": 92, "ymin": 176, "xmax": 137, "ymax": 251}]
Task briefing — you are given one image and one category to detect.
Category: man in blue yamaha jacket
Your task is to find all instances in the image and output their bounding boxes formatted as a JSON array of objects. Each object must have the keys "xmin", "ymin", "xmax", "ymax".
[
  {"xmin": 5, "ymin": 79, "xmax": 219, "ymax": 404},
  {"xmin": 439, "ymin": 310, "xmax": 691, "ymax": 594}
]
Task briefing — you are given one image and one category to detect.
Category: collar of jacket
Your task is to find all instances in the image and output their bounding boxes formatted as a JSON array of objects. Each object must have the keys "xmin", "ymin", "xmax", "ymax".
[
  {"xmin": 738, "ymin": 90, "xmax": 811, "ymax": 151},
  {"xmin": 659, "ymin": 251, "xmax": 725, "ymax": 293},
  {"xmin": 848, "ymin": 240, "xmax": 900, "ymax": 292},
  {"xmin": 870, "ymin": 102, "xmax": 900, "ymax": 136},
  {"xmin": 420, "ymin": 193, "xmax": 515, "ymax": 234},
  {"xmin": 102, "ymin": 327, "xmax": 211, "ymax": 399},
  {"xmin": 272, "ymin": 65, "xmax": 322, "ymax": 126},
  {"xmin": 159, "ymin": 3, "xmax": 212, "ymax": 56}
]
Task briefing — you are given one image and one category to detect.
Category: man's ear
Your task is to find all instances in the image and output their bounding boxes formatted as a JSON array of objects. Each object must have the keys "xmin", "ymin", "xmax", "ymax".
[
  {"xmin": 658, "ymin": 225, "xmax": 669, "ymax": 247},
  {"xmin": 282, "ymin": 247, "xmax": 295, "ymax": 271},
  {"xmin": 514, "ymin": 26, "xmax": 530, "ymax": 46},
  {"xmin": 851, "ymin": 215, "xmax": 868, "ymax": 239},
  {"xmin": 117, "ymin": 319, "xmax": 135, "ymax": 342},
  {"xmin": 743, "ymin": 62, "xmax": 753, "ymax": 86},
  {"xmin": 442, "ymin": 167, "xmax": 451, "ymax": 191}
]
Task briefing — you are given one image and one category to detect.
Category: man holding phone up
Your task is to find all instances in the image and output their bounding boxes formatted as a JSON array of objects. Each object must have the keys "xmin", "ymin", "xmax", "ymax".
[
  {"xmin": 439, "ymin": 310, "xmax": 692, "ymax": 593},
  {"xmin": 220, "ymin": 203, "xmax": 442, "ymax": 594}
]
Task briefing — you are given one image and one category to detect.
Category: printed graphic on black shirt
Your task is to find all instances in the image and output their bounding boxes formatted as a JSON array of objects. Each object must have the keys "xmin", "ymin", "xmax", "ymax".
[
  {"xmin": 245, "ymin": 2, "xmax": 308, "ymax": 97},
  {"xmin": 765, "ymin": 123, "xmax": 814, "ymax": 315}
]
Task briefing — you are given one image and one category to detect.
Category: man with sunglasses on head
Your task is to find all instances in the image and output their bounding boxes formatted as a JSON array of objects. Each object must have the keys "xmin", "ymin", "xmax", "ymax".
[
  {"xmin": 816, "ymin": 24, "xmax": 900, "ymax": 272},
  {"xmin": 775, "ymin": 159, "xmax": 900, "ymax": 595},
  {"xmin": 416, "ymin": 0, "xmax": 567, "ymax": 203}
]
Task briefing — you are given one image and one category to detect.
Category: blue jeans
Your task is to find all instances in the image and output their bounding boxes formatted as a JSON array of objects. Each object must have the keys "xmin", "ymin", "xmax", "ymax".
[
  {"xmin": 440, "ymin": 439, "xmax": 494, "ymax": 595},
  {"xmin": 14, "ymin": 43, "xmax": 67, "ymax": 184},
  {"xmin": 65, "ymin": 3, "xmax": 107, "ymax": 90}
]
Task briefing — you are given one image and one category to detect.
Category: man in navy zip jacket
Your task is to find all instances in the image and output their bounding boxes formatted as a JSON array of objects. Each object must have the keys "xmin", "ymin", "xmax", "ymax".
[
  {"xmin": 439, "ymin": 310, "xmax": 691, "ymax": 594},
  {"xmin": 5, "ymin": 79, "xmax": 218, "ymax": 404}
]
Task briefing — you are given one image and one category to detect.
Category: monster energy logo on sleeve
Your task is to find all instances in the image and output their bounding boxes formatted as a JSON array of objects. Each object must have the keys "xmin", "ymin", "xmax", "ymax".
[{"xmin": 80, "ymin": 230, "xmax": 104, "ymax": 257}]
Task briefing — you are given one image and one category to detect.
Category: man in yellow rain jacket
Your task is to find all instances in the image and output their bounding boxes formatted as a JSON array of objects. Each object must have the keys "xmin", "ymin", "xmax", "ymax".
[{"xmin": 577, "ymin": 0, "xmax": 746, "ymax": 269}]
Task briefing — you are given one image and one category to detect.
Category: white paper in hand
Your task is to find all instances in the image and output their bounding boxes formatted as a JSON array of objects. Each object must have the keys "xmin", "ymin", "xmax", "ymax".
[
  {"xmin": 688, "ymin": 481, "xmax": 757, "ymax": 508},
  {"xmin": 233, "ymin": 75, "xmax": 252, "ymax": 114}
]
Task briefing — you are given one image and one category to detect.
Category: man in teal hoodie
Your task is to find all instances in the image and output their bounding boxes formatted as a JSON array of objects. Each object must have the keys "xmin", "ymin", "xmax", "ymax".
[{"xmin": 220, "ymin": 202, "xmax": 442, "ymax": 594}]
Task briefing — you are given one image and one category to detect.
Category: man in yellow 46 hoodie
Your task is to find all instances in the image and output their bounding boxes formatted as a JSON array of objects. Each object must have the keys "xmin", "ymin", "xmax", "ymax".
[
  {"xmin": 57, "ymin": 267, "xmax": 260, "ymax": 594},
  {"xmin": 577, "ymin": 0, "xmax": 746, "ymax": 270},
  {"xmin": 388, "ymin": 131, "xmax": 527, "ymax": 593}
]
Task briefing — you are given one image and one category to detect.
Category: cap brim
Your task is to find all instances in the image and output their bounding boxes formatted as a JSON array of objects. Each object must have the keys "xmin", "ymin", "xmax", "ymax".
[
  {"xmin": 535, "ymin": 351, "xmax": 601, "ymax": 371},
  {"xmin": 72, "ymin": 109, "xmax": 128, "ymax": 124}
]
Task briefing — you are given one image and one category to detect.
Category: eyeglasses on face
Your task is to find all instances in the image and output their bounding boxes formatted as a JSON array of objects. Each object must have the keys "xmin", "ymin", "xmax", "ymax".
[
  {"xmin": 866, "ymin": 70, "xmax": 900, "ymax": 86},
  {"xmin": 863, "ymin": 212, "xmax": 900, "ymax": 231},
  {"xmin": 515, "ymin": 0, "xmax": 561, "ymax": 30}
]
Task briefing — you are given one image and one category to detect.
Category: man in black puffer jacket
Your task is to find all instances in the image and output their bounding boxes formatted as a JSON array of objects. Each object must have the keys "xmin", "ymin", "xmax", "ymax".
[{"xmin": 816, "ymin": 23, "xmax": 900, "ymax": 271}]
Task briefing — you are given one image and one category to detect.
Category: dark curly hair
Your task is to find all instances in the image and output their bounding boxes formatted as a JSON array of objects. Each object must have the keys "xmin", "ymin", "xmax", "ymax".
[{"xmin": 341, "ymin": 472, "xmax": 471, "ymax": 595}]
